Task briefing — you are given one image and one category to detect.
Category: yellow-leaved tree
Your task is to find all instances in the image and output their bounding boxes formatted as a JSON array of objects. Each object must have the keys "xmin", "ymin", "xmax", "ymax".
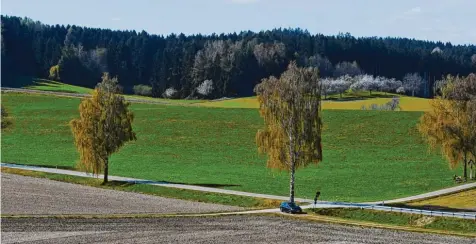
[
  {"xmin": 255, "ymin": 61, "xmax": 323, "ymax": 203},
  {"xmin": 49, "ymin": 65, "xmax": 60, "ymax": 80},
  {"xmin": 418, "ymin": 73, "xmax": 476, "ymax": 181},
  {"xmin": 70, "ymin": 73, "xmax": 136, "ymax": 183}
]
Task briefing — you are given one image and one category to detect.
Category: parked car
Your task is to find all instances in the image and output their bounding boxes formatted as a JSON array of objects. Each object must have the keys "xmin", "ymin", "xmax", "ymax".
[{"xmin": 280, "ymin": 201, "xmax": 302, "ymax": 214}]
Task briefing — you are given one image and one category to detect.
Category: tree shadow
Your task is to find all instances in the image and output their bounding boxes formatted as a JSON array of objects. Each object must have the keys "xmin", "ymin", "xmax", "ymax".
[
  {"xmin": 325, "ymin": 94, "xmax": 396, "ymax": 102},
  {"xmin": 117, "ymin": 179, "xmax": 241, "ymax": 188},
  {"xmin": 386, "ymin": 203, "xmax": 476, "ymax": 213},
  {"xmin": 5, "ymin": 163, "xmax": 241, "ymax": 189},
  {"xmin": 3, "ymin": 163, "xmax": 76, "ymax": 171}
]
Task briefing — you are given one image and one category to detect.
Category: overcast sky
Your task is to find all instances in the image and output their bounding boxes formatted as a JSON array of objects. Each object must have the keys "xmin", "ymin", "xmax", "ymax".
[{"xmin": 2, "ymin": 0, "xmax": 475, "ymax": 45}]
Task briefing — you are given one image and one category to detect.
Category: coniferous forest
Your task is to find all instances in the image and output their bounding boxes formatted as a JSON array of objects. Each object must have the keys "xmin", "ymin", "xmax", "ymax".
[{"xmin": 2, "ymin": 15, "xmax": 476, "ymax": 99}]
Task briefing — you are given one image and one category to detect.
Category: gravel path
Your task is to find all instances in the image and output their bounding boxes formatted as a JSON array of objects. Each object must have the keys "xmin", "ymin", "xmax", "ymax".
[
  {"xmin": 1, "ymin": 173, "xmax": 241, "ymax": 215},
  {"xmin": 2, "ymin": 215, "xmax": 474, "ymax": 244}
]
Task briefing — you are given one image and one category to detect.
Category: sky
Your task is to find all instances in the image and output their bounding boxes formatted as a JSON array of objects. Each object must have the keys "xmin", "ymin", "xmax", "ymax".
[{"xmin": 1, "ymin": 0, "xmax": 475, "ymax": 45}]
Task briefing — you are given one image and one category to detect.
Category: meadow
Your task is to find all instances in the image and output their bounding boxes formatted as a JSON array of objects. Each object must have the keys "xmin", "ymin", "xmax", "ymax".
[
  {"xmin": 200, "ymin": 94, "xmax": 432, "ymax": 111},
  {"xmin": 22, "ymin": 79, "xmax": 432, "ymax": 111},
  {"xmin": 1, "ymin": 92, "xmax": 460, "ymax": 202}
]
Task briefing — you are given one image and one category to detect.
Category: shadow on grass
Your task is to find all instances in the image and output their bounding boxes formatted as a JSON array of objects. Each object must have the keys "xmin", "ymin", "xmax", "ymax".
[
  {"xmin": 386, "ymin": 203, "xmax": 476, "ymax": 213},
  {"xmin": 3, "ymin": 163, "xmax": 77, "ymax": 171},
  {"xmin": 4, "ymin": 163, "xmax": 241, "ymax": 189},
  {"xmin": 324, "ymin": 94, "xmax": 396, "ymax": 102},
  {"xmin": 33, "ymin": 89, "xmax": 80, "ymax": 94},
  {"xmin": 113, "ymin": 179, "xmax": 241, "ymax": 188}
]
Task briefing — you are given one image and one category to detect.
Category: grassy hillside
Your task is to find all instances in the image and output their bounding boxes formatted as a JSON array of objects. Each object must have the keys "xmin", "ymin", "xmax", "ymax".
[
  {"xmin": 21, "ymin": 79, "xmax": 203, "ymax": 104},
  {"xmin": 20, "ymin": 80, "xmax": 431, "ymax": 111},
  {"xmin": 25, "ymin": 79, "xmax": 94, "ymax": 94},
  {"xmin": 1, "ymin": 93, "xmax": 459, "ymax": 202}
]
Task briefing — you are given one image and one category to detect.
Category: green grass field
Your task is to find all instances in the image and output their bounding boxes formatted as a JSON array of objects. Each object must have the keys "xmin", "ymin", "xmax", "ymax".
[
  {"xmin": 21, "ymin": 79, "xmax": 431, "ymax": 111},
  {"xmin": 21, "ymin": 79, "xmax": 203, "ymax": 104},
  {"xmin": 201, "ymin": 94, "xmax": 432, "ymax": 111},
  {"xmin": 1, "ymin": 92, "xmax": 461, "ymax": 202}
]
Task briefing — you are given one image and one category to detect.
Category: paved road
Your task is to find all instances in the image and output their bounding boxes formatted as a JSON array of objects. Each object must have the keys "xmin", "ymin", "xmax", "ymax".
[
  {"xmin": 1, "ymin": 173, "xmax": 241, "ymax": 215},
  {"xmin": 2, "ymin": 215, "xmax": 474, "ymax": 244},
  {"xmin": 365, "ymin": 182, "xmax": 476, "ymax": 204}
]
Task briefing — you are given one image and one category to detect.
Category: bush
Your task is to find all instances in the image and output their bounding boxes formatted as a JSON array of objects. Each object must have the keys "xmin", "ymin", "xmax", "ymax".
[
  {"xmin": 361, "ymin": 97, "xmax": 400, "ymax": 111},
  {"xmin": 133, "ymin": 85, "xmax": 152, "ymax": 96},
  {"xmin": 1, "ymin": 105, "xmax": 12, "ymax": 129},
  {"xmin": 162, "ymin": 87, "xmax": 178, "ymax": 99},
  {"xmin": 396, "ymin": 86, "xmax": 405, "ymax": 95},
  {"xmin": 49, "ymin": 65, "xmax": 60, "ymax": 80}
]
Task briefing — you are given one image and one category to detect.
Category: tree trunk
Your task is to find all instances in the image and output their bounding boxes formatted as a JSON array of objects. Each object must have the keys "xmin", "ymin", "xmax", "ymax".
[
  {"xmin": 463, "ymin": 154, "xmax": 467, "ymax": 181},
  {"xmin": 103, "ymin": 158, "xmax": 109, "ymax": 184},
  {"xmin": 469, "ymin": 159, "xmax": 474, "ymax": 180},
  {"xmin": 470, "ymin": 163, "xmax": 473, "ymax": 180},
  {"xmin": 288, "ymin": 127, "xmax": 296, "ymax": 203},
  {"xmin": 289, "ymin": 159, "xmax": 296, "ymax": 203}
]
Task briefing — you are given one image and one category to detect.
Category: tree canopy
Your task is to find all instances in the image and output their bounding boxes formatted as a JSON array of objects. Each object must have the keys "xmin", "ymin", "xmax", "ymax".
[{"xmin": 70, "ymin": 73, "xmax": 136, "ymax": 183}]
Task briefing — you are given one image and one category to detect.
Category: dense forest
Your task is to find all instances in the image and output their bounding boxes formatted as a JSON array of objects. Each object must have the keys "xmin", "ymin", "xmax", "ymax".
[{"xmin": 2, "ymin": 15, "xmax": 476, "ymax": 99}]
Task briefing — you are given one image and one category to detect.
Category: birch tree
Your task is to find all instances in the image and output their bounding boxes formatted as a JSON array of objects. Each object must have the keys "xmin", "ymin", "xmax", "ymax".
[
  {"xmin": 254, "ymin": 62, "xmax": 324, "ymax": 203},
  {"xmin": 418, "ymin": 74, "xmax": 476, "ymax": 181},
  {"xmin": 70, "ymin": 73, "xmax": 136, "ymax": 183}
]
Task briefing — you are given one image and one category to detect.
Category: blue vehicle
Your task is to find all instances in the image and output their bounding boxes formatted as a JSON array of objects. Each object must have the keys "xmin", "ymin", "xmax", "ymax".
[{"xmin": 280, "ymin": 201, "xmax": 302, "ymax": 214}]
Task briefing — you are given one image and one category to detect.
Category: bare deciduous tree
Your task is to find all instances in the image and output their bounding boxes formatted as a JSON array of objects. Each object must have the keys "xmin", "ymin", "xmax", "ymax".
[
  {"xmin": 305, "ymin": 55, "xmax": 334, "ymax": 77},
  {"xmin": 403, "ymin": 73, "xmax": 423, "ymax": 97},
  {"xmin": 329, "ymin": 75, "xmax": 352, "ymax": 98},
  {"xmin": 253, "ymin": 42, "xmax": 286, "ymax": 66},
  {"xmin": 333, "ymin": 61, "xmax": 362, "ymax": 78},
  {"xmin": 196, "ymin": 79, "xmax": 214, "ymax": 97}
]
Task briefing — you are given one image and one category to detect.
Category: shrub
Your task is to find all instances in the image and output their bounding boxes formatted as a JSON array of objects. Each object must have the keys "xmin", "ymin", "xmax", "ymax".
[
  {"xmin": 361, "ymin": 97, "xmax": 400, "ymax": 111},
  {"xmin": 396, "ymin": 86, "xmax": 405, "ymax": 95},
  {"xmin": 133, "ymin": 85, "xmax": 152, "ymax": 96},
  {"xmin": 1, "ymin": 105, "xmax": 12, "ymax": 129},
  {"xmin": 162, "ymin": 87, "xmax": 177, "ymax": 99}
]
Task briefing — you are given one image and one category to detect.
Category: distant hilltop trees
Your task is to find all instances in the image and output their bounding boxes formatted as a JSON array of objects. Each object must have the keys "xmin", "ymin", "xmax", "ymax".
[{"xmin": 2, "ymin": 16, "xmax": 475, "ymax": 99}]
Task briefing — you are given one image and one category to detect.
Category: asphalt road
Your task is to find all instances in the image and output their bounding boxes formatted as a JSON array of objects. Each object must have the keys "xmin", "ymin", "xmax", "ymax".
[
  {"xmin": 2, "ymin": 215, "xmax": 475, "ymax": 244},
  {"xmin": 1, "ymin": 173, "xmax": 241, "ymax": 215}
]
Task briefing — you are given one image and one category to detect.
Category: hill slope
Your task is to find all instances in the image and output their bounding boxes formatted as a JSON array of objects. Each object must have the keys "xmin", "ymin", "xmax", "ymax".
[{"xmin": 1, "ymin": 93, "xmax": 460, "ymax": 202}]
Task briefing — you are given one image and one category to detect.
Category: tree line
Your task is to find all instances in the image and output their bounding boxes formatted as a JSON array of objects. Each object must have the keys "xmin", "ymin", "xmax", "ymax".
[{"xmin": 2, "ymin": 15, "xmax": 476, "ymax": 99}]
